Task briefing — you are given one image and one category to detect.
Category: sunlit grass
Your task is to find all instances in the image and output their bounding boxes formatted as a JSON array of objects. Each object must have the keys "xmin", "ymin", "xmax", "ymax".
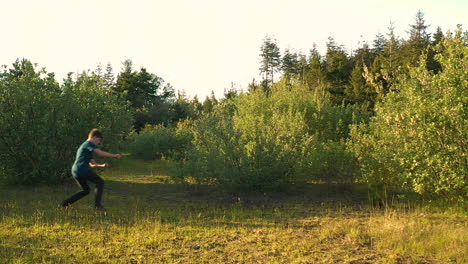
[{"xmin": 1, "ymin": 159, "xmax": 466, "ymax": 263}]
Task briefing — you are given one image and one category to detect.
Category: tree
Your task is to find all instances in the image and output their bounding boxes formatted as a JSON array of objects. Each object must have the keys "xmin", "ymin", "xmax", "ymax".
[
  {"xmin": 349, "ymin": 27, "xmax": 467, "ymax": 202},
  {"xmin": 221, "ymin": 82, "xmax": 240, "ymax": 101},
  {"xmin": 352, "ymin": 43, "xmax": 374, "ymax": 68},
  {"xmin": 114, "ymin": 59, "xmax": 176, "ymax": 130},
  {"xmin": 324, "ymin": 37, "xmax": 351, "ymax": 103},
  {"xmin": 259, "ymin": 36, "xmax": 281, "ymax": 87},
  {"xmin": 0, "ymin": 59, "xmax": 132, "ymax": 185},
  {"xmin": 172, "ymin": 91, "xmax": 197, "ymax": 122},
  {"xmin": 366, "ymin": 22, "xmax": 402, "ymax": 97},
  {"xmin": 104, "ymin": 62, "xmax": 115, "ymax": 89},
  {"xmin": 432, "ymin": 26, "xmax": 445, "ymax": 46},
  {"xmin": 346, "ymin": 42, "xmax": 375, "ymax": 106},
  {"xmin": 202, "ymin": 91, "xmax": 218, "ymax": 113},
  {"xmin": 95, "ymin": 63, "xmax": 104, "ymax": 78},
  {"xmin": 304, "ymin": 45, "xmax": 328, "ymax": 91},
  {"xmin": 372, "ymin": 32, "xmax": 386, "ymax": 56},
  {"xmin": 401, "ymin": 11, "xmax": 432, "ymax": 68},
  {"xmin": 296, "ymin": 53, "xmax": 309, "ymax": 82},
  {"xmin": 427, "ymin": 27, "xmax": 445, "ymax": 73},
  {"xmin": 191, "ymin": 95, "xmax": 203, "ymax": 115},
  {"xmin": 345, "ymin": 60, "xmax": 373, "ymax": 106},
  {"xmin": 281, "ymin": 48, "xmax": 299, "ymax": 81}
]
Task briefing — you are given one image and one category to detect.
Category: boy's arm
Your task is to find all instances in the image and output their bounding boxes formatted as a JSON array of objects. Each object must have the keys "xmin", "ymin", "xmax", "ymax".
[
  {"xmin": 93, "ymin": 149, "xmax": 121, "ymax": 158},
  {"xmin": 89, "ymin": 159, "xmax": 109, "ymax": 168}
]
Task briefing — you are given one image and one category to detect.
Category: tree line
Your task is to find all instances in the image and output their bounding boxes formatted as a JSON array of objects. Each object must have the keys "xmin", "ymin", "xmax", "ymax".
[
  {"xmin": 255, "ymin": 11, "xmax": 445, "ymax": 108},
  {"xmin": 0, "ymin": 11, "xmax": 466, "ymax": 203}
]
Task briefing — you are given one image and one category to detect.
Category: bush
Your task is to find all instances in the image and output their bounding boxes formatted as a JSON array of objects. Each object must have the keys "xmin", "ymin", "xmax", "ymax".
[
  {"xmin": 180, "ymin": 82, "xmax": 367, "ymax": 191},
  {"xmin": 182, "ymin": 101, "xmax": 314, "ymax": 191},
  {"xmin": 0, "ymin": 60, "xmax": 133, "ymax": 185},
  {"xmin": 348, "ymin": 28, "xmax": 467, "ymax": 202},
  {"xmin": 127, "ymin": 121, "xmax": 192, "ymax": 161},
  {"xmin": 306, "ymin": 141, "xmax": 358, "ymax": 184}
]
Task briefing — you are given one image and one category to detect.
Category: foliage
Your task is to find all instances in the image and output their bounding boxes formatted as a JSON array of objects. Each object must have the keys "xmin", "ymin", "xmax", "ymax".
[
  {"xmin": 348, "ymin": 28, "xmax": 468, "ymax": 202},
  {"xmin": 0, "ymin": 60, "xmax": 132, "ymax": 185},
  {"xmin": 113, "ymin": 59, "xmax": 177, "ymax": 130},
  {"xmin": 184, "ymin": 90, "xmax": 315, "ymax": 191},
  {"xmin": 259, "ymin": 35, "xmax": 282, "ymax": 87},
  {"xmin": 306, "ymin": 141, "xmax": 358, "ymax": 184},
  {"xmin": 127, "ymin": 122, "xmax": 192, "ymax": 161},
  {"xmin": 181, "ymin": 81, "xmax": 368, "ymax": 191}
]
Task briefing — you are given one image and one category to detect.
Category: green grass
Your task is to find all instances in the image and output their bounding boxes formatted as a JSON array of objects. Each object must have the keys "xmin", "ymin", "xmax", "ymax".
[{"xmin": 1, "ymin": 159, "xmax": 466, "ymax": 263}]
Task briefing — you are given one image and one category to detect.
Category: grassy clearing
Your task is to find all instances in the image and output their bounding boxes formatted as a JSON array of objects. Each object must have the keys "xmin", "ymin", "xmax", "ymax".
[{"xmin": 1, "ymin": 159, "xmax": 466, "ymax": 263}]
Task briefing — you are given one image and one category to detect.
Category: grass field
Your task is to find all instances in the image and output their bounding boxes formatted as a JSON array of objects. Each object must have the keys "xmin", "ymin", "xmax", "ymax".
[{"xmin": 1, "ymin": 159, "xmax": 466, "ymax": 263}]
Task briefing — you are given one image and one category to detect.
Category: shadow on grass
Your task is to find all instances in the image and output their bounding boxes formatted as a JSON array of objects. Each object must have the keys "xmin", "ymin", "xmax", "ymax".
[
  {"xmin": 0, "ymin": 175, "xmax": 375, "ymax": 229},
  {"xmin": 1, "ymin": 161, "xmax": 409, "ymax": 230}
]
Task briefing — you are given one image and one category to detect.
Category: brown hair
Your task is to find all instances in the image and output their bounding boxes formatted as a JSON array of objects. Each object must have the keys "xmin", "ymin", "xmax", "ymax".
[{"xmin": 88, "ymin": 128, "xmax": 103, "ymax": 139}]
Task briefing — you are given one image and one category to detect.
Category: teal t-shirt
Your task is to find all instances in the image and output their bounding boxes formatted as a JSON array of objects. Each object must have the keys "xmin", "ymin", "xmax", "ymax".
[{"xmin": 71, "ymin": 141, "xmax": 98, "ymax": 178}]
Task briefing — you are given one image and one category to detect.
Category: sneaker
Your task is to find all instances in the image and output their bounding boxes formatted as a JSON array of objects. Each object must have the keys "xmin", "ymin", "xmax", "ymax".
[{"xmin": 95, "ymin": 205, "xmax": 107, "ymax": 211}]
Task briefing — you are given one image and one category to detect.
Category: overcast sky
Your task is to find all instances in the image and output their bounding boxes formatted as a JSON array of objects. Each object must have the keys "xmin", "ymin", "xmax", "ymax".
[{"xmin": 1, "ymin": 0, "xmax": 466, "ymax": 98}]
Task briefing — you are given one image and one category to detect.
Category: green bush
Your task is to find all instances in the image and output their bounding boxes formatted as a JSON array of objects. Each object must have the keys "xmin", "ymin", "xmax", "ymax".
[
  {"xmin": 180, "ymin": 82, "xmax": 367, "ymax": 191},
  {"xmin": 182, "ymin": 102, "xmax": 313, "ymax": 191},
  {"xmin": 348, "ymin": 28, "xmax": 467, "ymax": 202},
  {"xmin": 127, "ymin": 121, "xmax": 192, "ymax": 161},
  {"xmin": 306, "ymin": 141, "xmax": 358, "ymax": 184},
  {"xmin": 0, "ymin": 59, "xmax": 133, "ymax": 185}
]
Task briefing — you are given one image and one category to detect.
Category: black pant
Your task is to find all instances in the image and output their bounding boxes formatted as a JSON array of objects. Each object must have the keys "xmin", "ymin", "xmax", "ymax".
[{"xmin": 62, "ymin": 171, "xmax": 104, "ymax": 207}]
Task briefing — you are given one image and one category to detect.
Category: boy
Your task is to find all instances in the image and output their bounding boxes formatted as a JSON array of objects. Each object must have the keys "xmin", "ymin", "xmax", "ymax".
[{"xmin": 62, "ymin": 129, "xmax": 121, "ymax": 211}]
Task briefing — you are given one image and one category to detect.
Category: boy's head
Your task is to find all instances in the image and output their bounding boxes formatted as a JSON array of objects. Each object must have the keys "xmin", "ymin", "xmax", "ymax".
[{"xmin": 88, "ymin": 128, "xmax": 104, "ymax": 144}]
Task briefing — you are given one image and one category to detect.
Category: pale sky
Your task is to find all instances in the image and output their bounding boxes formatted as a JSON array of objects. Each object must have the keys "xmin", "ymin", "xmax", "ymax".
[{"xmin": 1, "ymin": 0, "xmax": 466, "ymax": 99}]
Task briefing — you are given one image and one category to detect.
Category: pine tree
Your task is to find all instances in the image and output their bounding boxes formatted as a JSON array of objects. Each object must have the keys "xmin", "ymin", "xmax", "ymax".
[
  {"xmin": 104, "ymin": 63, "xmax": 115, "ymax": 89},
  {"xmin": 427, "ymin": 26, "xmax": 444, "ymax": 73},
  {"xmin": 432, "ymin": 26, "xmax": 444, "ymax": 46},
  {"xmin": 324, "ymin": 37, "xmax": 351, "ymax": 103},
  {"xmin": 297, "ymin": 53, "xmax": 308, "ymax": 82},
  {"xmin": 367, "ymin": 21, "xmax": 402, "ymax": 97},
  {"xmin": 372, "ymin": 32, "xmax": 386, "ymax": 56},
  {"xmin": 345, "ymin": 60, "xmax": 373, "ymax": 106},
  {"xmin": 259, "ymin": 36, "xmax": 281, "ymax": 87},
  {"xmin": 352, "ymin": 42, "xmax": 374, "ymax": 69},
  {"xmin": 95, "ymin": 63, "xmax": 104, "ymax": 78},
  {"xmin": 402, "ymin": 10, "xmax": 432, "ymax": 67},
  {"xmin": 202, "ymin": 91, "xmax": 218, "ymax": 113},
  {"xmin": 304, "ymin": 45, "xmax": 328, "ymax": 91},
  {"xmin": 114, "ymin": 59, "xmax": 173, "ymax": 109},
  {"xmin": 281, "ymin": 48, "xmax": 299, "ymax": 81},
  {"xmin": 191, "ymin": 95, "xmax": 203, "ymax": 114}
]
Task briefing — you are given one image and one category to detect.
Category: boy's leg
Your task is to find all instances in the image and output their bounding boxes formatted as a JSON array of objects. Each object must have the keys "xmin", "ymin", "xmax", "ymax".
[
  {"xmin": 86, "ymin": 171, "xmax": 105, "ymax": 207},
  {"xmin": 61, "ymin": 176, "xmax": 90, "ymax": 206}
]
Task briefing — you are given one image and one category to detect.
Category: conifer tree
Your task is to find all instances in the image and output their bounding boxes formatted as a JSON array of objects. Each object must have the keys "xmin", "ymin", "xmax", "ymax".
[
  {"xmin": 104, "ymin": 62, "xmax": 115, "ymax": 89},
  {"xmin": 427, "ymin": 26, "xmax": 444, "ymax": 73},
  {"xmin": 304, "ymin": 46, "xmax": 328, "ymax": 91},
  {"xmin": 259, "ymin": 36, "xmax": 281, "ymax": 87},
  {"xmin": 345, "ymin": 60, "xmax": 373, "ymax": 106},
  {"xmin": 367, "ymin": 22, "xmax": 402, "ymax": 97},
  {"xmin": 372, "ymin": 32, "xmax": 386, "ymax": 56},
  {"xmin": 324, "ymin": 37, "xmax": 351, "ymax": 103},
  {"xmin": 281, "ymin": 48, "xmax": 299, "ymax": 81},
  {"xmin": 402, "ymin": 11, "xmax": 432, "ymax": 67}
]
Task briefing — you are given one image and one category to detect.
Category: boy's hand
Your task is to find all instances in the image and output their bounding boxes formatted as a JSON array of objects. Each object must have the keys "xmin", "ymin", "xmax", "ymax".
[
  {"xmin": 114, "ymin": 154, "xmax": 121, "ymax": 159},
  {"xmin": 102, "ymin": 163, "xmax": 110, "ymax": 168}
]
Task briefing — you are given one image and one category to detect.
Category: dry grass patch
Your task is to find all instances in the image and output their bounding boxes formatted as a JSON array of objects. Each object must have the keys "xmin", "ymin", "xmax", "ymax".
[{"xmin": 1, "ymin": 160, "xmax": 466, "ymax": 263}]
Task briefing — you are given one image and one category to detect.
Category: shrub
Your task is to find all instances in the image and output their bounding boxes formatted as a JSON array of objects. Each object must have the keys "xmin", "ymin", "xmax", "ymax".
[
  {"xmin": 0, "ymin": 60, "xmax": 133, "ymax": 185},
  {"xmin": 180, "ymin": 82, "xmax": 367, "ymax": 191},
  {"xmin": 348, "ymin": 28, "xmax": 467, "ymax": 202},
  {"xmin": 127, "ymin": 121, "xmax": 192, "ymax": 161},
  {"xmin": 306, "ymin": 141, "xmax": 358, "ymax": 184}
]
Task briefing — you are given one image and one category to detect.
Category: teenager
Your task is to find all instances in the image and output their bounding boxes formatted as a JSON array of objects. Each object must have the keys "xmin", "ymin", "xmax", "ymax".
[{"xmin": 61, "ymin": 129, "xmax": 121, "ymax": 210}]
